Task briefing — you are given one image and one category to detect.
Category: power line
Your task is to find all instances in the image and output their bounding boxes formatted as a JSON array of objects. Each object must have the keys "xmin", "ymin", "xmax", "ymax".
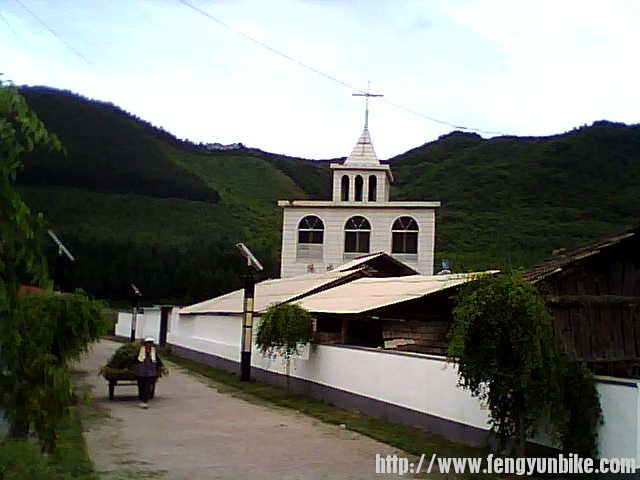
[
  {"xmin": 0, "ymin": 9, "xmax": 27, "ymax": 47},
  {"xmin": 13, "ymin": 0, "xmax": 93, "ymax": 67},
  {"xmin": 177, "ymin": 0, "xmax": 360, "ymax": 93},
  {"xmin": 177, "ymin": 0, "xmax": 507, "ymax": 137}
]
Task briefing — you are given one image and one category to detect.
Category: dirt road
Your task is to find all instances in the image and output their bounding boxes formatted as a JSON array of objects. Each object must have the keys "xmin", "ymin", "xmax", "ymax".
[{"xmin": 77, "ymin": 340, "xmax": 408, "ymax": 479}]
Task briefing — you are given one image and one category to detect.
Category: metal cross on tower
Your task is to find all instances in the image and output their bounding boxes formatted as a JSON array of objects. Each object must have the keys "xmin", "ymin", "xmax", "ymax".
[{"xmin": 352, "ymin": 82, "xmax": 383, "ymax": 130}]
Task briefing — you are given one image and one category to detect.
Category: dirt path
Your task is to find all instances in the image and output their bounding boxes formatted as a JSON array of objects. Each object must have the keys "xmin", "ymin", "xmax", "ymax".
[{"xmin": 76, "ymin": 340, "xmax": 410, "ymax": 479}]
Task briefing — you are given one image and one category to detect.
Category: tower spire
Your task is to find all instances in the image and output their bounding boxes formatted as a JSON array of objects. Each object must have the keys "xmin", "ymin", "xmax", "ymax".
[{"xmin": 352, "ymin": 81, "xmax": 383, "ymax": 130}]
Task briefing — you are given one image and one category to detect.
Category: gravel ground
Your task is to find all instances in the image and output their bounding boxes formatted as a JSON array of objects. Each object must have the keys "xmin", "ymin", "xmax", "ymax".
[{"xmin": 76, "ymin": 339, "xmax": 411, "ymax": 480}]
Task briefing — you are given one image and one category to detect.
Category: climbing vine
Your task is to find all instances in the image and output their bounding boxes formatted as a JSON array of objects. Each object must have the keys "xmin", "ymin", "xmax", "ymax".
[{"xmin": 448, "ymin": 272, "xmax": 602, "ymax": 456}]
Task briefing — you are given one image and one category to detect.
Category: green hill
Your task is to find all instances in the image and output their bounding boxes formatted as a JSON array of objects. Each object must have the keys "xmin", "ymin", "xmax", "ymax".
[
  {"xmin": 15, "ymin": 86, "xmax": 640, "ymax": 303},
  {"xmin": 390, "ymin": 125, "xmax": 640, "ymax": 271},
  {"xmin": 18, "ymin": 86, "xmax": 330, "ymax": 303}
]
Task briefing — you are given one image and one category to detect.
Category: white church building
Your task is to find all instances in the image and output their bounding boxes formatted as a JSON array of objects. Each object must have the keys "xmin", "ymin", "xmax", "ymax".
[{"xmin": 278, "ymin": 124, "xmax": 440, "ymax": 278}]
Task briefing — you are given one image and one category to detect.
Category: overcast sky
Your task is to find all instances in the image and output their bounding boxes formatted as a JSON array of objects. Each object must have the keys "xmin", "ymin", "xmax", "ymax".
[{"xmin": 2, "ymin": 0, "xmax": 639, "ymax": 159}]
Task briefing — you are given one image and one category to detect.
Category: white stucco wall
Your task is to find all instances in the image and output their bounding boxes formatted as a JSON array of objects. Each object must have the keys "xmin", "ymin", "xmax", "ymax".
[
  {"xmin": 168, "ymin": 314, "xmax": 241, "ymax": 361},
  {"xmin": 331, "ymin": 170, "xmax": 390, "ymax": 203},
  {"xmin": 168, "ymin": 313, "xmax": 639, "ymax": 463},
  {"xmin": 115, "ymin": 307, "xmax": 179, "ymax": 341},
  {"xmin": 280, "ymin": 206, "xmax": 436, "ymax": 278},
  {"xmin": 595, "ymin": 377, "xmax": 640, "ymax": 462}
]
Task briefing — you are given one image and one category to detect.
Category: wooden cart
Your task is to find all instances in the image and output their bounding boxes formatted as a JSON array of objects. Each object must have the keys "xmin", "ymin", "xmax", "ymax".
[{"xmin": 102, "ymin": 369, "xmax": 156, "ymax": 401}]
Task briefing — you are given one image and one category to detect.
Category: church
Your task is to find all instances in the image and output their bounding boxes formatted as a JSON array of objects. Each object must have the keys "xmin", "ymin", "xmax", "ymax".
[{"xmin": 278, "ymin": 107, "xmax": 440, "ymax": 277}]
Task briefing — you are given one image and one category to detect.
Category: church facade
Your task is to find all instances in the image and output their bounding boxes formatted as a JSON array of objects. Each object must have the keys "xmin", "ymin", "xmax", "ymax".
[{"xmin": 278, "ymin": 126, "xmax": 440, "ymax": 278}]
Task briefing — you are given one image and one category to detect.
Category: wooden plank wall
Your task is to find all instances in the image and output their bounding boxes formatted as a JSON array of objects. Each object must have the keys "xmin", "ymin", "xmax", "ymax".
[
  {"xmin": 544, "ymin": 239, "xmax": 640, "ymax": 367},
  {"xmin": 381, "ymin": 318, "xmax": 450, "ymax": 355}
]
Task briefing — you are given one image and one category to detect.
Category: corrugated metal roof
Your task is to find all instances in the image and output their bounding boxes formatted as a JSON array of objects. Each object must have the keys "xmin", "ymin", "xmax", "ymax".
[
  {"xmin": 295, "ymin": 271, "xmax": 499, "ymax": 314},
  {"xmin": 179, "ymin": 268, "xmax": 362, "ymax": 315}
]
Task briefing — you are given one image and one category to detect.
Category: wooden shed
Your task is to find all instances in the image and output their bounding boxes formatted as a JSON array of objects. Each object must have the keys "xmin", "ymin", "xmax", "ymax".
[{"xmin": 524, "ymin": 224, "xmax": 640, "ymax": 378}]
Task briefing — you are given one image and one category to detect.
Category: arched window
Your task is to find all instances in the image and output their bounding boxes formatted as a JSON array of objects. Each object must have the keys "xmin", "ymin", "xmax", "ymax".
[
  {"xmin": 354, "ymin": 175, "xmax": 363, "ymax": 201},
  {"xmin": 341, "ymin": 175, "xmax": 349, "ymax": 201},
  {"xmin": 298, "ymin": 215, "xmax": 324, "ymax": 244},
  {"xmin": 392, "ymin": 217, "xmax": 419, "ymax": 254},
  {"xmin": 297, "ymin": 216, "xmax": 324, "ymax": 260},
  {"xmin": 368, "ymin": 175, "xmax": 377, "ymax": 201},
  {"xmin": 344, "ymin": 216, "xmax": 371, "ymax": 253}
]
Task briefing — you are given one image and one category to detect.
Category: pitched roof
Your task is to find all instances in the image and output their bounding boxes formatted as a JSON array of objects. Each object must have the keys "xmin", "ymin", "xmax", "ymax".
[
  {"xmin": 334, "ymin": 251, "xmax": 419, "ymax": 276},
  {"xmin": 343, "ymin": 128, "xmax": 380, "ymax": 167},
  {"xmin": 524, "ymin": 223, "xmax": 639, "ymax": 283},
  {"xmin": 179, "ymin": 268, "xmax": 362, "ymax": 315},
  {"xmin": 295, "ymin": 272, "xmax": 498, "ymax": 314},
  {"xmin": 179, "ymin": 253, "xmax": 426, "ymax": 315}
]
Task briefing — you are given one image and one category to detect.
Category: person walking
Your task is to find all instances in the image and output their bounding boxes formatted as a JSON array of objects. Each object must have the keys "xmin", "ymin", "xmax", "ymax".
[{"xmin": 135, "ymin": 337, "xmax": 161, "ymax": 409}]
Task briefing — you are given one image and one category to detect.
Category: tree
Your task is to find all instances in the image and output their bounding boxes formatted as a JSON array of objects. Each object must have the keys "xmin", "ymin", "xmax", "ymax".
[
  {"xmin": 0, "ymin": 291, "xmax": 106, "ymax": 450},
  {"xmin": 256, "ymin": 303, "xmax": 313, "ymax": 391},
  {"xmin": 0, "ymin": 80, "xmax": 107, "ymax": 452},
  {"xmin": 1, "ymin": 78, "xmax": 60, "ymax": 307},
  {"xmin": 448, "ymin": 272, "xmax": 601, "ymax": 456}
]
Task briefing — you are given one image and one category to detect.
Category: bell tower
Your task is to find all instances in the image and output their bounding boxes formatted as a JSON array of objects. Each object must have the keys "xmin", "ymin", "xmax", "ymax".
[
  {"xmin": 331, "ymin": 85, "xmax": 392, "ymax": 203},
  {"xmin": 278, "ymin": 87, "xmax": 440, "ymax": 278}
]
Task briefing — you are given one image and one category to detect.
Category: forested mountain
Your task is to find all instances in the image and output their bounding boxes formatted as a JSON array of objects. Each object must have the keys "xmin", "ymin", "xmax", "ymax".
[
  {"xmin": 18, "ymin": 86, "xmax": 330, "ymax": 303},
  {"xmin": 390, "ymin": 124, "xmax": 640, "ymax": 270},
  {"xmin": 16, "ymin": 86, "xmax": 639, "ymax": 303}
]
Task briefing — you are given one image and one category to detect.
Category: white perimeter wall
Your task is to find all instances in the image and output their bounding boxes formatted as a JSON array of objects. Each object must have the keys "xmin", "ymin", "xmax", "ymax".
[
  {"xmin": 167, "ymin": 313, "xmax": 639, "ymax": 463},
  {"xmin": 595, "ymin": 377, "xmax": 640, "ymax": 461},
  {"xmin": 115, "ymin": 308, "xmax": 179, "ymax": 341}
]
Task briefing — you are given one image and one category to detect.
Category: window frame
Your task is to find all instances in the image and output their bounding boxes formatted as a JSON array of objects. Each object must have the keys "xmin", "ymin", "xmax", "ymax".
[
  {"xmin": 391, "ymin": 216, "xmax": 419, "ymax": 254},
  {"xmin": 298, "ymin": 215, "xmax": 325, "ymax": 245},
  {"xmin": 368, "ymin": 175, "xmax": 377, "ymax": 201},
  {"xmin": 341, "ymin": 175, "xmax": 349, "ymax": 201},
  {"xmin": 344, "ymin": 216, "xmax": 371, "ymax": 254}
]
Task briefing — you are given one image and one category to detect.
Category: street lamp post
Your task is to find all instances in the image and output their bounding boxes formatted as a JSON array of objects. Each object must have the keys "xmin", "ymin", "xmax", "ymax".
[
  {"xmin": 240, "ymin": 266, "xmax": 255, "ymax": 381},
  {"xmin": 235, "ymin": 243, "xmax": 263, "ymax": 382},
  {"xmin": 47, "ymin": 230, "xmax": 75, "ymax": 292},
  {"xmin": 130, "ymin": 283, "xmax": 142, "ymax": 342}
]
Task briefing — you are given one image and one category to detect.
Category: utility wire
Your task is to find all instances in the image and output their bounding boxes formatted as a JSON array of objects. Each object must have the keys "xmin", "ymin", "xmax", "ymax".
[
  {"xmin": 177, "ymin": 0, "xmax": 359, "ymax": 93},
  {"xmin": 13, "ymin": 0, "xmax": 93, "ymax": 67},
  {"xmin": 0, "ymin": 9, "xmax": 27, "ymax": 47},
  {"xmin": 177, "ymin": 0, "xmax": 506, "ymax": 136}
]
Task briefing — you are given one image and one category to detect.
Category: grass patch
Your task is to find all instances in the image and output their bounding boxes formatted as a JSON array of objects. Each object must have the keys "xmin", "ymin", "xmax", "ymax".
[
  {"xmin": 48, "ymin": 406, "xmax": 98, "ymax": 480},
  {"xmin": 0, "ymin": 406, "xmax": 97, "ymax": 480}
]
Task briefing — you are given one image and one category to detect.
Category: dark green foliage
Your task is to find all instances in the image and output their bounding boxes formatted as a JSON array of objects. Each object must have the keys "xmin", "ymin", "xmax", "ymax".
[
  {"xmin": 105, "ymin": 342, "xmax": 141, "ymax": 370},
  {"xmin": 449, "ymin": 273, "xmax": 602, "ymax": 456},
  {"xmin": 256, "ymin": 303, "xmax": 314, "ymax": 359},
  {"xmin": 11, "ymin": 85, "xmax": 640, "ymax": 304},
  {"xmin": 0, "ymin": 291, "xmax": 106, "ymax": 451},
  {"xmin": 0, "ymin": 407, "xmax": 98, "ymax": 480},
  {"xmin": 391, "ymin": 125, "xmax": 640, "ymax": 271},
  {"xmin": 556, "ymin": 361, "xmax": 603, "ymax": 457},
  {"xmin": 0, "ymin": 440, "xmax": 56, "ymax": 480},
  {"xmin": 0, "ymin": 80, "xmax": 58, "ymax": 307},
  {"xmin": 102, "ymin": 341, "xmax": 166, "ymax": 377},
  {"xmin": 19, "ymin": 86, "xmax": 220, "ymax": 203},
  {"xmin": 13, "ymin": 86, "xmax": 329, "ymax": 302},
  {"xmin": 256, "ymin": 150, "xmax": 332, "ymax": 199}
]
